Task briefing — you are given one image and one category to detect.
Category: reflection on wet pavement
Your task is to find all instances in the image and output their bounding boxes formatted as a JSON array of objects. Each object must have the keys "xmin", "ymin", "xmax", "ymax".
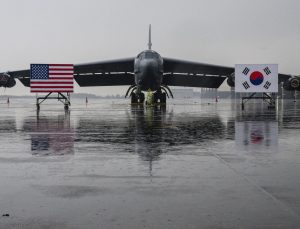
[
  {"xmin": 1, "ymin": 98, "xmax": 300, "ymax": 228},
  {"xmin": 23, "ymin": 113, "xmax": 74, "ymax": 155},
  {"xmin": 77, "ymin": 105, "xmax": 226, "ymax": 162}
]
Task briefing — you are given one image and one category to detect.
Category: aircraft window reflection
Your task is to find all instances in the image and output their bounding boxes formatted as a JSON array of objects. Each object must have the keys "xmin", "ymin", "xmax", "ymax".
[
  {"xmin": 138, "ymin": 53, "xmax": 144, "ymax": 59},
  {"xmin": 145, "ymin": 52, "xmax": 158, "ymax": 59},
  {"xmin": 137, "ymin": 52, "xmax": 159, "ymax": 59},
  {"xmin": 145, "ymin": 52, "xmax": 154, "ymax": 58}
]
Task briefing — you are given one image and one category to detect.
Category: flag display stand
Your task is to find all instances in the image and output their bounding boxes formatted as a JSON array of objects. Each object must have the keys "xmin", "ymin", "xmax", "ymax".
[
  {"xmin": 36, "ymin": 92, "xmax": 71, "ymax": 111},
  {"xmin": 241, "ymin": 93, "xmax": 276, "ymax": 110},
  {"xmin": 30, "ymin": 64, "xmax": 74, "ymax": 110}
]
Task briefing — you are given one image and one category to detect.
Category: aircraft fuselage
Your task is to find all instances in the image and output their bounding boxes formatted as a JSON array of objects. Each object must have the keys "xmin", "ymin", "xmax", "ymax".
[{"xmin": 134, "ymin": 50, "xmax": 163, "ymax": 91}]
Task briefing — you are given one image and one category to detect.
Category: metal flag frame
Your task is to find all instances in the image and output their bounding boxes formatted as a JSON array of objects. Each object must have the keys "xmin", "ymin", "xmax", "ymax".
[
  {"xmin": 35, "ymin": 92, "xmax": 71, "ymax": 111},
  {"xmin": 241, "ymin": 92, "xmax": 276, "ymax": 110}
]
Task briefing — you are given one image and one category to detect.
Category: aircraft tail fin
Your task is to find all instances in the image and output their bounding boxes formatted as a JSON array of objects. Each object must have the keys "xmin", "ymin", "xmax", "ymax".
[{"xmin": 148, "ymin": 24, "xmax": 152, "ymax": 50}]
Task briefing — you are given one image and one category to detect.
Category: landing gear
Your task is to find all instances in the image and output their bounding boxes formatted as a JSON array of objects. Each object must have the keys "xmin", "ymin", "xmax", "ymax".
[
  {"xmin": 126, "ymin": 85, "xmax": 173, "ymax": 105},
  {"xmin": 153, "ymin": 91, "xmax": 166, "ymax": 104},
  {"xmin": 131, "ymin": 90, "xmax": 168, "ymax": 105},
  {"xmin": 139, "ymin": 93, "xmax": 145, "ymax": 104},
  {"xmin": 131, "ymin": 92, "xmax": 145, "ymax": 104},
  {"xmin": 160, "ymin": 92, "xmax": 166, "ymax": 104},
  {"xmin": 131, "ymin": 93, "xmax": 137, "ymax": 104}
]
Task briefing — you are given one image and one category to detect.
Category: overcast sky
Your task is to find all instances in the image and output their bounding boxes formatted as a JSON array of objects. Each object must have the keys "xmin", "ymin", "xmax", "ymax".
[{"xmin": 1, "ymin": 0, "xmax": 300, "ymax": 96}]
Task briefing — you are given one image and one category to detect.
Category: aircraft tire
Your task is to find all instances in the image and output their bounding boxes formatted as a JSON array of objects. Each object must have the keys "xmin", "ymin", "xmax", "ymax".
[
  {"xmin": 139, "ymin": 93, "xmax": 145, "ymax": 103},
  {"xmin": 131, "ymin": 93, "xmax": 137, "ymax": 104},
  {"xmin": 153, "ymin": 93, "xmax": 159, "ymax": 104},
  {"xmin": 160, "ymin": 93, "xmax": 166, "ymax": 103}
]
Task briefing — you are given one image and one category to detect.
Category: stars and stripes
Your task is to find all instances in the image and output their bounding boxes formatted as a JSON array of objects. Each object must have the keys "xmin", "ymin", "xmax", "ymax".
[{"xmin": 30, "ymin": 64, "xmax": 74, "ymax": 93}]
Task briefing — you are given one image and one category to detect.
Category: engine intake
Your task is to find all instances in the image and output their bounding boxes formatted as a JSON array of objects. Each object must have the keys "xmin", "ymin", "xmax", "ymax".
[
  {"xmin": 0, "ymin": 73, "xmax": 16, "ymax": 88},
  {"xmin": 283, "ymin": 76, "xmax": 300, "ymax": 91},
  {"xmin": 227, "ymin": 73, "xmax": 235, "ymax": 87}
]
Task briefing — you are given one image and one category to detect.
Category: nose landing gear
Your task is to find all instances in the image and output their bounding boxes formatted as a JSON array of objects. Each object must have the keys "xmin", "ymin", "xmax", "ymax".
[{"xmin": 126, "ymin": 85, "xmax": 173, "ymax": 105}]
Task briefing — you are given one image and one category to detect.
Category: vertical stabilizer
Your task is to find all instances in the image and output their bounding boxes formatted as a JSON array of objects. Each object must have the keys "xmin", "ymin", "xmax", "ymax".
[{"xmin": 148, "ymin": 24, "xmax": 152, "ymax": 50}]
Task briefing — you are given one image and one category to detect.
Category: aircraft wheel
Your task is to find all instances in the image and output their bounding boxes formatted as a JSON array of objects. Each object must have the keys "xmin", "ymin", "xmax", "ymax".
[
  {"xmin": 139, "ymin": 93, "xmax": 145, "ymax": 103},
  {"xmin": 131, "ymin": 93, "xmax": 137, "ymax": 104},
  {"xmin": 160, "ymin": 93, "xmax": 166, "ymax": 104},
  {"xmin": 153, "ymin": 93, "xmax": 159, "ymax": 104}
]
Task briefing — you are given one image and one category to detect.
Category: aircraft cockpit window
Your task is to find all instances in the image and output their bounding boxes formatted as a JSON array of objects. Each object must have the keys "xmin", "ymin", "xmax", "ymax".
[
  {"xmin": 138, "ymin": 52, "xmax": 159, "ymax": 59},
  {"xmin": 139, "ymin": 53, "xmax": 145, "ymax": 59},
  {"xmin": 145, "ymin": 52, "xmax": 158, "ymax": 58}
]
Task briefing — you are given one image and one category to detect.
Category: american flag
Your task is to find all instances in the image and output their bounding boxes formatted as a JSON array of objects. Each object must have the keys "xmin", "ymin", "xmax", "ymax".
[{"xmin": 30, "ymin": 64, "xmax": 74, "ymax": 93}]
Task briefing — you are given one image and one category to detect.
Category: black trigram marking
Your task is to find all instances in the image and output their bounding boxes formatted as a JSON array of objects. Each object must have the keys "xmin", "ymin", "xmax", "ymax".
[
  {"xmin": 264, "ymin": 81, "xmax": 271, "ymax": 89},
  {"xmin": 242, "ymin": 81, "xmax": 250, "ymax": 89},
  {"xmin": 242, "ymin": 67, "xmax": 250, "ymax": 75},
  {"xmin": 264, "ymin": 67, "xmax": 271, "ymax": 75}
]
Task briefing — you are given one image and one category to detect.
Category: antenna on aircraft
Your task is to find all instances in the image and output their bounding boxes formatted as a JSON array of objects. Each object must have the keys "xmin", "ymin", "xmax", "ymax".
[{"xmin": 148, "ymin": 24, "xmax": 152, "ymax": 50}]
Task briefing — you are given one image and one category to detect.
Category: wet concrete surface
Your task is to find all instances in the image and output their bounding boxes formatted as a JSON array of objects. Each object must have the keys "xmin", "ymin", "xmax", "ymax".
[{"xmin": 1, "ymin": 98, "xmax": 300, "ymax": 229}]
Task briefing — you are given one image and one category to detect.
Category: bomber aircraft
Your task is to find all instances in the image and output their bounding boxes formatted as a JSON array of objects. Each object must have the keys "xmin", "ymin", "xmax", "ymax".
[{"xmin": 0, "ymin": 25, "xmax": 299, "ymax": 104}]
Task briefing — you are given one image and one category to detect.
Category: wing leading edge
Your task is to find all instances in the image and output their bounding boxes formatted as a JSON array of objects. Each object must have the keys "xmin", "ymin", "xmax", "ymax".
[
  {"xmin": 74, "ymin": 58, "xmax": 135, "ymax": 86},
  {"xmin": 162, "ymin": 58, "xmax": 234, "ymax": 88}
]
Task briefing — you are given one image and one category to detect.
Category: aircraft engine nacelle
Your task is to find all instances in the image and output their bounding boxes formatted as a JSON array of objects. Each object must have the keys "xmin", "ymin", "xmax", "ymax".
[
  {"xmin": 227, "ymin": 73, "xmax": 235, "ymax": 87},
  {"xmin": 283, "ymin": 76, "xmax": 300, "ymax": 91},
  {"xmin": 0, "ymin": 73, "xmax": 16, "ymax": 88}
]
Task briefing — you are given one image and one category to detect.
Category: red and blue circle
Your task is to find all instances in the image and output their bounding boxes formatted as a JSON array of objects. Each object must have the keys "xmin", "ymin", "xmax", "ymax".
[{"xmin": 250, "ymin": 71, "xmax": 264, "ymax": 86}]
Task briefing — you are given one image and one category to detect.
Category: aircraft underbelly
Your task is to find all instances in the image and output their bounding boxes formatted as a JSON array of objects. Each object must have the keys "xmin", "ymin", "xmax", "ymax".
[{"xmin": 136, "ymin": 72, "xmax": 162, "ymax": 91}]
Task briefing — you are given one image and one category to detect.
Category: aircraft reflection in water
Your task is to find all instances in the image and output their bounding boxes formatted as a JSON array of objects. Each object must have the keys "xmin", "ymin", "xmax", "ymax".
[
  {"xmin": 22, "ymin": 113, "xmax": 74, "ymax": 156},
  {"xmin": 129, "ymin": 105, "xmax": 170, "ymax": 162},
  {"xmin": 76, "ymin": 105, "xmax": 226, "ymax": 164}
]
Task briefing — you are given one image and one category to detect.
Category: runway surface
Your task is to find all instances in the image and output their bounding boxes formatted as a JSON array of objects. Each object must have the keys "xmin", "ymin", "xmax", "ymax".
[{"xmin": 1, "ymin": 98, "xmax": 300, "ymax": 229}]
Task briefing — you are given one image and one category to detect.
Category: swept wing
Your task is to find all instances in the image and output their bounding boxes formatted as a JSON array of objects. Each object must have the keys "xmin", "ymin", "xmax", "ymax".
[
  {"xmin": 74, "ymin": 58, "xmax": 135, "ymax": 87},
  {"xmin": 163, "ymin": 58, "xmax": 234, "ymax": 88}
]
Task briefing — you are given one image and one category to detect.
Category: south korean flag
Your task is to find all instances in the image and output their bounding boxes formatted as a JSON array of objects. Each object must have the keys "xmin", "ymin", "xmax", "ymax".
[{"xmin": 235, "ymin": 64, "xmax": 278, "ymax": 93}]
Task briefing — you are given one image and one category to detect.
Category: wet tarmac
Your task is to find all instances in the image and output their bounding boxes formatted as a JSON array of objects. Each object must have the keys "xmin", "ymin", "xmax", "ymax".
[{"xmin": 1, "ymin": 98, "xmax": 300, "ymax": 229}]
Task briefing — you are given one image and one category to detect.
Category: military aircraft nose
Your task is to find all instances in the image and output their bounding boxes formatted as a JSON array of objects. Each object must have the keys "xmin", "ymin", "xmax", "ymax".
[
  {"xmin": 140, "ymin": 59, "xmax": 157, "ymax": 75},
  {"xmin": 136, "ymin": 58, "xmax": 162, "ymax": 91}
]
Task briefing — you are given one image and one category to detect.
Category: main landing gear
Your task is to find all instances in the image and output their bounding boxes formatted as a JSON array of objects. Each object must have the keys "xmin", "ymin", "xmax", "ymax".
[
  {"xmin": 125, "ymin": 85, "xmax": 173, "ymax": 105},
  {"xmin": 131, "ymin": 92, "xmax": 145, "ymax": 104},
  {"xmin": 151, "ymin": 91, "xmax": 166, "ymax": 104},
  {"xmin": 131, "ymin": 91, "xmax": 167, "ymax": 105}
]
